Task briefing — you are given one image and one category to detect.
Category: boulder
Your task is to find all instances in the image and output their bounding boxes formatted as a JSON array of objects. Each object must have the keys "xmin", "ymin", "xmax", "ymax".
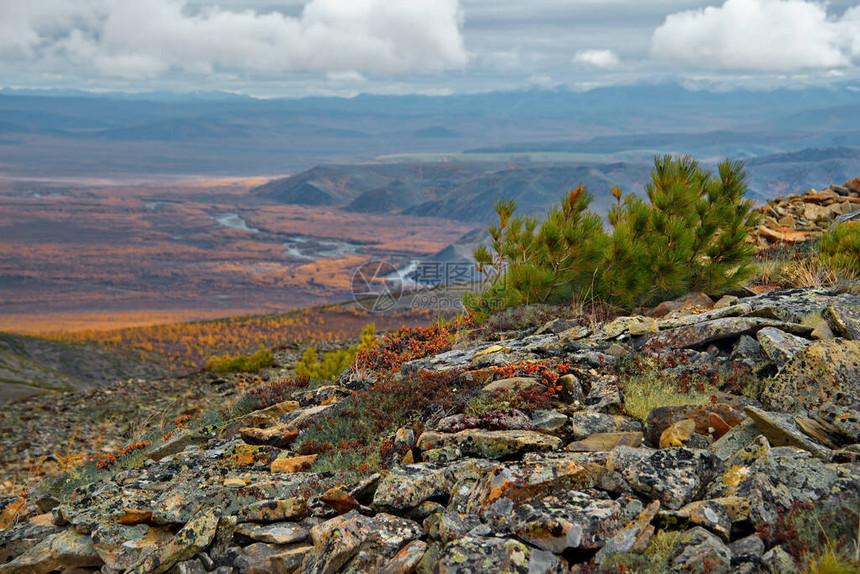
[
  {"xmin": 671, "ymin": 527, "xmax": 732, "ymax": 574},
  {"xmin": 644, "ymin": 317, "xmax": 812, "ymax": 350},
  {"xmin": 762, "ymin": 339, "xmax": 860, "ymax": 414},
  {"xmin": 569, "ymin": 412, "xmax": 642, "ymax": 440},
  {"xmin": 510, "ymin": 490, "xmax": 625, "ymax": 553},
  {"xmin": 301, "ymin": 511, "xmax": 423, "ymax": 574},
  {"xmin": 622, "ymin": 448, "xmax": 715, "ymax": 510},
  {"xmin": 823, "ymin": 305, "xmax": 860, "ymax": 340},
  {"xmin": 416, "ymin": 429, "xmax": 561, "ymax": 459},
  {"xmin": 434, "ymin": 536, "xmax": 564, "ymax": 574},
  {"xmin": 755, "ymin": 327, "xmax": 812, "ymax": 368},
  {"xmin": 566, "ymin": 432, "xmax": 644, "ymax": 452}
]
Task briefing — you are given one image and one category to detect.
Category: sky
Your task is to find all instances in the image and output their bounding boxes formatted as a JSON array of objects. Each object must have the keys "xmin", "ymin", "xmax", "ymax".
[{"xmin": 1, "ymin": 0, "xmax": 859, "ymax": 97}]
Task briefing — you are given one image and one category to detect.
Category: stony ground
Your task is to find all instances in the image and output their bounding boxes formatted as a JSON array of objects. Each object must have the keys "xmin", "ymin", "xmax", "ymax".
[{"xmin": 1, "ymin": 285, "xmax": 860, "ymax": 573}]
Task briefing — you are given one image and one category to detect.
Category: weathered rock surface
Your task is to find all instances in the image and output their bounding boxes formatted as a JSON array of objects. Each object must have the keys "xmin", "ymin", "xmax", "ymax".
[{"xmin": 4, "ymin": 285, "xmax": 860, "ymax": 574}]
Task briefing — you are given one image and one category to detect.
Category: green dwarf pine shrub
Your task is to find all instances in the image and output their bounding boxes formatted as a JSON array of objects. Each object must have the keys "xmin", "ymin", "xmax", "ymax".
[
  {"xmin": 464, "ymin": 186, "xmax": 608, "ymax": 319},
  {"xmin": 601, "ymin": 156, "xmax": 759, "ymax": 308},
  {"xmin": 295, "ymin": 323, "xmax": 377, "ymax": 381},
  {"xmin": 818, "ymin": 221, "xmax": 860, "ymax": 275},
  {"xmin": 465, "ymin": 155, "xmax": 760, "ymax": 317}
]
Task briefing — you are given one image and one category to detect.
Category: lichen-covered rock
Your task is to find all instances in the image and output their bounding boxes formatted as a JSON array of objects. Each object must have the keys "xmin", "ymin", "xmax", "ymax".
[
  {"xmin": 566, "ymin": 431, "xmax": 643, "ymax": 452},
  {"xmin": 569, "ymin": 412, "xmax": 642, "ymax": 440},
  {"xmin": 741, "ymin": 288, "xmax": 860, "ymax": 324},
  {"xmin": 671, "ymin": 526, "xmax": 732, "ymax": 574},
  {"xmin": 462, "ymin": 456, "xmax": 603, "ymax": 519},
  {"xmin": 594, "ymin": 500, "xmax": 660, "ymax": 564},
  {"xmin": 530, "ymin": 410, "xmax": 568, "ymax": 433},
  {"xmin": 744, "ymin": 406, "xmax": 832, "ymax": 459},
  {"xmin": 234, "ymin": 522, "xmax": 309, "ymax": 545},
  {"xmin": 510, "ymin": 490, "xmax": 625, "ymax": 553},
  {"xmin": 416, "ymin": 429, "xmax": 561, "ymax": 459},
  {"xmin": 237, "ymin": 498, "xmax": 307, "ymax": 523},
  {"xmin": 301, "ymin": 511, "xmax": 423, "ymax": 574},
  {"xmin": 378, "ymin": 539, "xmax": 428, "ymax": 574},
  {"xmin": 644, "ymin": 317, "xmax": 812, "ymax": 350},
  {"xmin": 755, "ymin": 327, "xmax": 812, "ymax": 368},
  {"xmin": 434, "ymin": 536, "xmax": 564, "ymax": 574},
  {"xmin": 127, "ymin": 510, "xmax": 220, "ymax": 574},
  {"xmin": 763, "ymin": 338, "xmax": 860, "ymax": 414},
  {"xmin": 729, "ymin": 534, "xmax": 765, "ymax": 566},
  {"xmin": 622, "ymin": 448, "xmax": 715, "ymax": 510},
  {"xmin": 823, "ymin": 305, "xmax": 860, "ymax": 340},
  {"xmin": 0, "ymin": 528, "xmax": 103, "ymax": 574},
  {"xmin": 597, "ymin": 315, "xmax": 658, "ymax": 339},
  {"xmin": 372, "ymin": 463, "xmax": 458, "ymax": 511}
]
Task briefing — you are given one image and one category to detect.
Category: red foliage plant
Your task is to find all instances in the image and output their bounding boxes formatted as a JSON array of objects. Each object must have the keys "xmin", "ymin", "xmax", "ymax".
[{"xmin": 352, "ymin": 321, "xmax": 465, "ymax": 374}]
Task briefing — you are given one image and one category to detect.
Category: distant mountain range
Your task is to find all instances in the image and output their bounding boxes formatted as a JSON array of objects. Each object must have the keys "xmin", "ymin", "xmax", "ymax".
[
  {"xmin": 253, "ymin": 146, "xmax": 860, "ymax": 224},
  {"xmin": 1, "ymin": 82, "xmax": 859, "ymax": 178}
]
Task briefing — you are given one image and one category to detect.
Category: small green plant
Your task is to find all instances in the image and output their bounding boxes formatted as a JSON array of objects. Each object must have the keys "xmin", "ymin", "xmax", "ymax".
[
  {"xmin": 465, "ymin": 155, "xmax": 760, "ymax": 318},
  {"xmin": 205, "ymin": 349, "xmax": 275, "ymax": 374},
  {"xmin": 818, "ymin": 221, "xmax": 860, "ymax": 275},
  {"xmin": 296, "ymin": 324, "xmax": 377, "ymax": 381},
  {"xmin": 602, "ymin": 156, "xmax": 760, "ymax": 308}
]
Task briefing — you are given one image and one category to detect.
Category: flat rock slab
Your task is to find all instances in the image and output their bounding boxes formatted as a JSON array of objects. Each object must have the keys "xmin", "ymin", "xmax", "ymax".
[
  {"xmin": 823, "ymin": 305, "xmax": 860, "ymax": 340},
  {"xmin": 416, "ymin": 429, "xmax": 561, "ymax": 459},
  {"xmin": 762, "ymin": 338, "xmax": 860, "ymax": 414},
  {"xmin": 302, "ymin": 511, "xmax": 423, "ymax": 574},
  {"xmin": 622, "ymin": 448, "xmax": 715, "ymax": 510},
  {"xmin": 744, "ymin": 406, "xmax": 832, "ymax": 460},
  {"xmin": 510, "ymin": 490, "xmax": 625, "ymax": 553},
  {"xmin": 569, "ymin": 412, "xmax": 642, "ymax": 440},
  {"xmin": 644, "ymin": 317, "xmax": 812, "ymax": 350},
  {"xmin": 434, "ymin": 536, "xmax": 564, "ymax": 574},
  {"xmin": 372, "ymin": 463, "xmax": 459, "ymax": 510},
  {"xmin": 755, "ymin": 327, "xmax": 812, "ymax": 368}
]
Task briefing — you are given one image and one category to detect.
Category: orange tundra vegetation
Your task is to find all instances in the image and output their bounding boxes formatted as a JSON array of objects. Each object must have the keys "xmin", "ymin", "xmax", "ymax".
[{"xmin": 47, "ymin": 306, "xmax": 439, "ymax": 372}]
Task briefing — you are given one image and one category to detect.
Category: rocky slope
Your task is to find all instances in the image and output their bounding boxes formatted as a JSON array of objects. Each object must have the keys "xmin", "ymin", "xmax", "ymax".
[{"xmin": 2, "ymin": 286, "xmax": 860, "ymax": 573}]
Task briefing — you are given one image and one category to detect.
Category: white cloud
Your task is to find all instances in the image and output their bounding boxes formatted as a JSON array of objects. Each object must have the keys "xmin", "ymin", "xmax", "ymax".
[
  {"xmin": 0, "ymin": 0, "xmax": 468, "ymax": 80},
  {"xmin": 652, "ymin": 0, "xmax": 860, "ymax": 72},
  {"xmin": 572, "ymin": 49, "xmax": 620, "ymax": 69}
]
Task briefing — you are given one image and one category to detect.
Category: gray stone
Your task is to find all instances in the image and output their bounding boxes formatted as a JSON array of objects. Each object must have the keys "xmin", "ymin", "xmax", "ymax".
[
  {"xmin": 622, "ymin": 448, "xmax": 715, "ymax": 510},
  {"xmin": 671, "ymin": 527, "xmax": 732, "ymax": 574},
  {"xmin": 761, "ymin": 545, "xmax": 798, "ymax": 573},
  {"xmin": 434, "ymin": 536, "xmax": 564, "ymax": 574},
  {"xmin": 644, "ymin": 317, "xmax": 813, "ymax": 350},
  {"xmin": 416, "ymin": 429, "xmax": 562, "ymax": 460},
  {"xmin": 823, "ymin": 305, "xmax": 860, "ymax": 340},
  {"xmin": 582, "ymin": 375, "xmax": 623, "ymax": 413},
  {"xmin": 570, "ymin": 412, "xmax": 642, "ymax": 440},
  {"xmin": 756, "ymin": 327, "xmax": 812, "ymax": 368},
  {"xmin": 530, "ymin": 410, "xmax": 568, "ymax": 433},
  {"xmin": 510, "ymin": 490, "xmax": 625, "ymax": 553},
  {"xmin": 234, "ymin": 522, "xmax": 309, "ymax": 545},
  {"xmin": 729, "ymin": 534, "xmax": 765, "ymax": 566},
  {"xmin": 744, "ymin": 406, "xmax": 832, "ymax": 460}
]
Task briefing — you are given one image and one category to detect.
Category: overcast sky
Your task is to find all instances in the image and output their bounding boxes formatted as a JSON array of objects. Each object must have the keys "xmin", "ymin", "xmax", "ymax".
[{"xmin": 1, "ymin": 0, "xmax": 859, "ymax": 96}]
